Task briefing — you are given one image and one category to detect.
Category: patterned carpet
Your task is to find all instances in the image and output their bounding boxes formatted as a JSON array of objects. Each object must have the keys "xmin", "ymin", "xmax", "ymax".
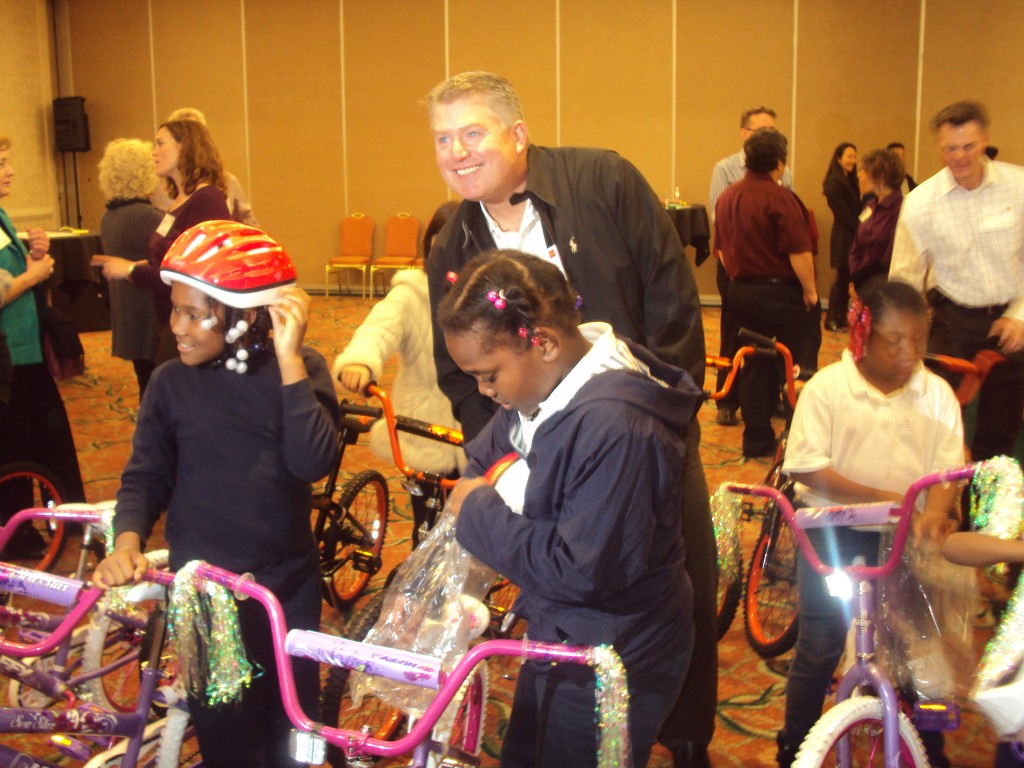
[{"xmin": 15, "ymin": 296, "xmax": 998, "ymax": 766}]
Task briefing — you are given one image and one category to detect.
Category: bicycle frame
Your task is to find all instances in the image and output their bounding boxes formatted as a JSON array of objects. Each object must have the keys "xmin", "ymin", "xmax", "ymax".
[
  {"xmin": 0, "ymin": 565, "xmax": 170, "ymax": 768},
  {"xmin": 149, "ymin": 562, "xmax": 618, "ymax": 767},
  {"xmin": 729, "ymin": 464, "xmax": 977, "ymax": 768}
]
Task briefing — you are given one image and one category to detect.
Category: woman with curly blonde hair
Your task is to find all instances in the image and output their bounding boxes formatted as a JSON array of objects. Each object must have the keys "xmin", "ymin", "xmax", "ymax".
[
  {"xmin": 98, "ymin": 121, "xmax": 229, "ymax": 366},
  {"xmin": 97, "ymin": 139, "xmax": 163, "ymax": 396}
]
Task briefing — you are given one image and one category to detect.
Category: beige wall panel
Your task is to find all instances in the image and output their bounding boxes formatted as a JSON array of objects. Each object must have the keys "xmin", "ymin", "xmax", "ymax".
[
  {"xmin": 67, "ymin": 0, "xmax": 154, "ymax": 230},
  {"xmin": 675, "ymin": 0, "xmax": 795, "ymax": 296},
  {"xmin": 447, "ymin": 0, "xmax": 558, "ymax": 148},
  {"xmin": 918, "ymin": 0, "xmax": 1024, "ymax": 179},
  {"xmin": 244, "ymin": 0, "xmax": 344, "ymax": 285},
  {"xmin": 150, "ymin": 0, "xmax": 247, "ymax": 205},
  {"xmin": 342, "ymin": 0, "xmax": 448, "ymax": 263},
  {"xmin": 796, "ymin": 0, "xmax": 919, "ymax": 293},
  {"xmin": 559, "ymin": 0, "xmax": 674, "ymax": 198},
  {"xmin": 2, "ymin": 0, "xmax": 58, "ymax": 228}
]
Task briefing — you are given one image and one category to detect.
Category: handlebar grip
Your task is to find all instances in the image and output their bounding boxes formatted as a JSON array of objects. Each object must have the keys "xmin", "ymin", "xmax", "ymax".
[
  {"xmin": 339, "ymin": 399, "xmax": 384, "ymax": 419},
  {"xmin": 395, "ymin": 416, "xmax": 465, "ymax": 446},
  {"xmin": 738, "ymin": 327, "xmax": 778, "ymax": 349}
]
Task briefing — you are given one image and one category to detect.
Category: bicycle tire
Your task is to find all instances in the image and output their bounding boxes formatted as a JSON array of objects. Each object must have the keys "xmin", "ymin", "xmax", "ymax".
[
  {"xmin": 319, "ymin": 469, "xmax": 389, "ymax": 608},
  {"xmin": 82, "ymin": 606, "xmax": 151, "ymax": 713},
  {"xmin": 716, "ymin": 552, "xmax": 743, "ymax": 640},
  {"xmin": 743, "ymin": 509, "xmax": 800, "ymax": 657},
  {"xmin": 792, "ymin": 696, "xmax": 928, "ymax": 768},
  {"xmin": 321, "ymin": 590, "xmax": 405, "ymax": 768},
  {"xmin": 0, "ymin": 461, "xmax": 68, "ymax": 572}
]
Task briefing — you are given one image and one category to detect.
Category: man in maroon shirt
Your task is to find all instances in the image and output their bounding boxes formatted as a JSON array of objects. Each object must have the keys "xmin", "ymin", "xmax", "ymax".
[{"xmin": 714, "ymin": 128, "xmax": 821, "ymax": 457}]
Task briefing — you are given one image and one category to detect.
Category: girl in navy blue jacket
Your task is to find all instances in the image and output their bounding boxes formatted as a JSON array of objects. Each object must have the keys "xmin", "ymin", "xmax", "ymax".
[{"xmin": 440, "ymin": 250, "xmax": 701, "ymax": 768}]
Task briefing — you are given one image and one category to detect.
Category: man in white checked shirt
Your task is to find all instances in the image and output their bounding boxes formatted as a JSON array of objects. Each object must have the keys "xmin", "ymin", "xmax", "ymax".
[{"xmin": 889, "ymin": 101, "xmax": 1024, "ymax": 461}]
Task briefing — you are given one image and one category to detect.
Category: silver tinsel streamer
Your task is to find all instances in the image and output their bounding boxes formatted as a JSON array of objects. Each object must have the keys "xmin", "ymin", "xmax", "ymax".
[
  {"xmin": 167, "ymin": 561, "xmax": 256, "ymax": 706},
  {"xmin": 710, "ymin": 483, "xmax": 742, "ymax": 584},
  {"xmin": 100, "ymin": 507, "xmax": 116, "ymax": 556},
  {"xmin": 971, "ymin": 458, "xmax": 1024, "ymax": 692},
  {"xmin": 586, "ymin": 644, "xmax": 633, "ymax": 768}
]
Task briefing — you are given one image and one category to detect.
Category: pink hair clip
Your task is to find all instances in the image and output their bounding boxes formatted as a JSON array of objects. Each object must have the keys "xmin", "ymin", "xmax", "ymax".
[
  {"xmin": 518, "ymin": 326, "xmax": 540, "ymax": 347},
  {"xmin": 445, "ymin": 271, "xmax": 458, "ymax": 284},
  {"xmin": 486, "ymin": 289, "xmax": 507, "ymax": 310},
  {"xmin": 847, "ymin": 298, "xmax": 872, "ymax": 362}
]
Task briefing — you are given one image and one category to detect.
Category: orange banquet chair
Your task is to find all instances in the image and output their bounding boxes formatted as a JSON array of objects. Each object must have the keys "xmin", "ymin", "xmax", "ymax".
[
  {"xmin": 326, "ymin": 213, "xmax": 374, "ymax": 298},
  {"xmin": 369, "ymin": 213, "xmax": 420, "ymax": 296}
]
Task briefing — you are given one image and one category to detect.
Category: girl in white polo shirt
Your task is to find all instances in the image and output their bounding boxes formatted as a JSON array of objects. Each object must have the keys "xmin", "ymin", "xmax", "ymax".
[{"xmin": 775, "ymin": 279, "xmax": 965, "ymax": 768}]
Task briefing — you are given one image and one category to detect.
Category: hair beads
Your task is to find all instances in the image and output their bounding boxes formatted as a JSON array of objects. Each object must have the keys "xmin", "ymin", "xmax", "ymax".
[
  {"xmin": 847, "ymin": 297, "xmax": 872, "ymax": 362},
  {"xmin": 487, "ymin": 289, "xmax": 507, "ymax": 310}
]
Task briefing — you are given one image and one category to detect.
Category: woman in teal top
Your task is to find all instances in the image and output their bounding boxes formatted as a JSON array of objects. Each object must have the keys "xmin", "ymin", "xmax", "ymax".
[{"xmin": 0, "ymin": 135, "xmax": 85, "ymax": 558}]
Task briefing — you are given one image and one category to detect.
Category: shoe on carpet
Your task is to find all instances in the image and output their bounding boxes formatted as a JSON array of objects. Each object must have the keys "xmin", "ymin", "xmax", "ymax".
[
  {"xmin": 669, "ymin": 741, "xmax": 712, "ymax": 768},
  {"xmin": 715, "ymin": 406, "xmax": 738, "ymax": 426}
]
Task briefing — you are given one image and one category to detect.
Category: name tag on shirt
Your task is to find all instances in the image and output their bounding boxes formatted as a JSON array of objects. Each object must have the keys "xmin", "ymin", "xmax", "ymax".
[
  {"xmin": 0, "ymin": 230, "xmax": 10, "ymax": 251},
  {"xmin": 155, "ymin": 213, "xmax": 175, "ymax": 237},
  {"xmin": 858, "ymin": 206, "xmax": 873, "ymax": 224},
  {"xmin": 982, "ymin": 204, "xmax": 1014, "ymax": 231}
]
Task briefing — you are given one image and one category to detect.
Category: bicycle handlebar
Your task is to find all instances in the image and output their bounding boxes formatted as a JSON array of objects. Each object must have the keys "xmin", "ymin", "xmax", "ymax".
[
  {"xmin": 0, "ymin": 505, "xmax": 110, "ymax": 553},
  {"xmin": 706, "ymin": 330, "xmax": 800, "ymax": 407},
  {"xmin": 728, "ymin": 463, "xmax": 977, "ymax": 581},
  {"xmin": 157, "ymin": 561, "xmax": 607, "ymax": 760}
]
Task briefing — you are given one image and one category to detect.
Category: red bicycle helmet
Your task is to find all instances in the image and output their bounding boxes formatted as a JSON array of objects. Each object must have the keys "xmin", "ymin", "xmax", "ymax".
[{"xmin": 160, "ymin": 220, "xmax": 297, "ymax": 308}]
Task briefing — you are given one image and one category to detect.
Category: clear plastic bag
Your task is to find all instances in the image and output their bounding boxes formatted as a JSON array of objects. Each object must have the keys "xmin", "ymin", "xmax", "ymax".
[
  {"xmin": 876, "ymin": 531, "xmax": 978, "ymax": 701},
  {"xmin": 349, "ymin": 510, "xmax": 496, "ymax": 716}
]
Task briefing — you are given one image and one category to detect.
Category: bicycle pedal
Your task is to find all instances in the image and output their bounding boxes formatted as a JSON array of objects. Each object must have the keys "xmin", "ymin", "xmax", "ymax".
[
  {"xmin": 913, "ymin": 701, "xmax": 960, "ymax": 732},
  {"xmin": 351, "ymin": 548, "xmax": 383, "ymax": 575}
]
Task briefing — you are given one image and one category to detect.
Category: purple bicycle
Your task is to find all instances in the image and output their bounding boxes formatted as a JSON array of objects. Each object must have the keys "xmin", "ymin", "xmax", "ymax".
[{"xmin": 729, "ymin": 463, "xmax": 977, "ymax": 768}]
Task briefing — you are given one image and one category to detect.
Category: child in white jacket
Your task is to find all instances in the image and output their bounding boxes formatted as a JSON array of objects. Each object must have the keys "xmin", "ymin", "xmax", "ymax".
[{"xmin": 333, "ymin": 203, "xmax": 463, "ymax": 544}]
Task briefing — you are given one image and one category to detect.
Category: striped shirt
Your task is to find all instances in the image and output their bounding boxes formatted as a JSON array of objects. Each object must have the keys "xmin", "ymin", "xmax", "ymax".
[{"xmin": 889, "ymin": 160, "xmax": 1024, "ymax": 321}]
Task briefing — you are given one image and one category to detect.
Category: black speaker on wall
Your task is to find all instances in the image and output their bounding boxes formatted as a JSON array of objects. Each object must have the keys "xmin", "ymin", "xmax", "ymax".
[{"xmin": 53, "ymin": 96, "xmax": 90, "ymax": 153}]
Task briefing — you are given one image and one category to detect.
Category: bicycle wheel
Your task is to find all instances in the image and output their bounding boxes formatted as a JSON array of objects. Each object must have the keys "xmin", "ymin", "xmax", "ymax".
[
  {"xmin": 321, "ymin": 590, "xmax": 405, "ymax": 768},
  {"xmin": 0, "ymin": 461, "xmax": 67, "ymax": 572},
  {"xmin": 792, "ymin": 696, "xmax": 928, "ymax": 768},
  {"xmin": 319, "ymin": 470, "xmax": 389, "ymax": 608},
  {"xmin": 716, "ymin": 552, "xmax": 743, "ymax": 640},
  {"xmin": 743, "ymin": 509, "xmax": 800, "ymax": 657},
  {"xmin": 82, "ymin": 606, "xmax": 151, "ymax": 713}
]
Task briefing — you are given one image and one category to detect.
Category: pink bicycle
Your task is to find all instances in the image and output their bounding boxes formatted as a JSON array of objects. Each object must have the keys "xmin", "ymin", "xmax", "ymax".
[
  {"xmin": 149, "ymin": 561, "xmax": 630, "ymax": 768},
  {"xmin": 729, "ymin": 463, "xmax": 978, "ymax": 768}
]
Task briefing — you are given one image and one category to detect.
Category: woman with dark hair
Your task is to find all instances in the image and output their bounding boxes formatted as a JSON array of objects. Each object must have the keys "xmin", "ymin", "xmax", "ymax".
[
  {"xmin": 849, "ymin": 148, "xmax": 907, "ymax": 292},
  {"xmin": 99, "ymin": 120, "xmax": 230, "ymax": 365},
  {"xmin": 823, "ymin": 142, "xmax": 860, "ymax": 330}
]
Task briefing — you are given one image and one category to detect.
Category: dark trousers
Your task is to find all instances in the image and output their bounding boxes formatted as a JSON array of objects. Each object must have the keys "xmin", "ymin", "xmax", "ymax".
[
  {"xmin": 0, "ymin": 362, "xmax": 86, "ymax": 521},
  {"xmin": 658, "ymin": 421, "xmax": 718, "ymax": 748},
  {"xmin": 826, "ymin": 268, "xmax": 850, "ymax": 325},
  {"xmin": 502, "ymin": 643, "xmax": 691, "ymax": 768},
  {"xmin": 715, "ymin": 260, "xmax": 739, "ymax": 410},
  {"xmin": 929, "ymin": 298, "xmax": 1024, "ymax": 461},
  {"xmin": 780, "ymin": 527, "xmax": 878, "ymax": 753},
  {"xmin": 727, "ymin": 281, "xmax": 821, "ymax": 456},
  {"xmin": 188, "ymin": 558, "xmax": 321, "ymax": 768}
]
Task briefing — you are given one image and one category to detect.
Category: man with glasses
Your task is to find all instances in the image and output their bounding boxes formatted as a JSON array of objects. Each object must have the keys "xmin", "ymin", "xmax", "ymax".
[
  {"xmin": 708, "ymin": 106, "xmax": 794, "ymax": 427},
  {"xmin": 889, "ymin": 101, "xmax": 1024, "ymax": 463}
]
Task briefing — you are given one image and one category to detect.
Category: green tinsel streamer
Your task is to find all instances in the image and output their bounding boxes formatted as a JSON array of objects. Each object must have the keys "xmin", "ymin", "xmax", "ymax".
[
  {"xmin": 587, "ymin": 644, "xmax": 633, "ymax": 768},
  {"xmin": 710, "ymin": 483, "xmax": 742, "ymax": 584},
  {"xmin": 100, "ymin": 506, "xmax": 116, "ymax": 556},
  {"xmin": 971, "ymin": 458, "xmax": 1024, "ymax": 691},
  {"xmin": 167, "ymin": 561, "xmax": 257, "ymax": 707}
]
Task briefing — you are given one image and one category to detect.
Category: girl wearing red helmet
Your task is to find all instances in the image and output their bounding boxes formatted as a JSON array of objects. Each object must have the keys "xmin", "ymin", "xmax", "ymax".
[{"xmin": 94, "ymin": 221, "xmax": 340, "ymax": 768}]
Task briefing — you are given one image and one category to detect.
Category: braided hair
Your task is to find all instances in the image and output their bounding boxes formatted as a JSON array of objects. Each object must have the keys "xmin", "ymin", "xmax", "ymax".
[{"xmin": 438, "ymin": 250, "xmax": 579, "ymax": 351}]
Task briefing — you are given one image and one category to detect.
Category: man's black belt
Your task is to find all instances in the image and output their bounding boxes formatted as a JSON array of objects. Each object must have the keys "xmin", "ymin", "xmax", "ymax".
[
  {"xmin": 733, "ymin": 276, "xmax": 800, "ymax": 286},
  {"xmin": 926, "ymin": 288, "xmax": 1008, "ymax": 317}
]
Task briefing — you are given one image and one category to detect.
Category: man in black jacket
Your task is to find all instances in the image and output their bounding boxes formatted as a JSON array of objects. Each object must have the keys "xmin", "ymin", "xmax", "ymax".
[{"xmin": 425, "ymin": 70, "xmax": 716, "ymax": 768}]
